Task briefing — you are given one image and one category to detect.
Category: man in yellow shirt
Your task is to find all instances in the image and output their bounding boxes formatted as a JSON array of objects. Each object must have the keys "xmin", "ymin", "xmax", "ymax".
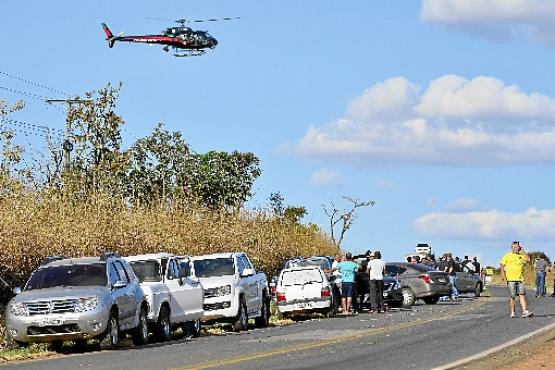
[{"xmin": 500, "ymin": 241, "xmax": 533, "ymax": 318}]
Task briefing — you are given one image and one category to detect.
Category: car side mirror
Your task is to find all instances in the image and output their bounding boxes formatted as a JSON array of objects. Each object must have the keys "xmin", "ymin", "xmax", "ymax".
[
  {"xmin": 12, "ymin": 287, "xmax": 21, "ymax": 295},
  {"xmin": 241, "ymin": 268, "xmax": 254, "ymax": 277},
  {"xmin": 112, "ymin": 281, "xmax": 126, "ymax": 289}
]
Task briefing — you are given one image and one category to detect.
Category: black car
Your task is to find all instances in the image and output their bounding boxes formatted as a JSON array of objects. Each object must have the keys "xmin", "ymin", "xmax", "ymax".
[{"xmin": 355, "ymin": 275, "xmax": 403, "ymax": 310}]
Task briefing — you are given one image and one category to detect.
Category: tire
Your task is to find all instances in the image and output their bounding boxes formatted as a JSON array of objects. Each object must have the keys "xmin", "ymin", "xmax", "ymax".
[
  {"xmin": 14, "ymin": 340, "xmax": 29, "ymax": 348},
  {"xmin": 401, "ymin": 287, "xmax": 416, "ymax": 307},
  {"xmin": 324, "ymin": 307, "xmax": 335, "ymax": 318},
  {"xmin": 423, "ymin": 296, "xmax": 440, "ymax": 305},
  {"xmin": 186, "ymin": 319, "xmax": 201, "ymax": 338},
  {"xmin": 474, "ymin": 283, "xmax": 482, "ymax": 297},
  {"xmin": 132, "ymin": 306, "xmax": 149, "ymax": 346},
  {"xmin": 155, "ymin": 306, "xmax": 172, "ymax": 342},
  {"xmin": 50, "ymin": 340, "xmax": 64, "ymax": 352},
  {"xmin": 232, "ymin": 297, "xmax": 248, "ymax": 332},
  {"xmin": 74, "ymin": 339, "xmax": 88, "ymax": 350},
  {"xmin": 99, "ymin": 311, "xmax": 120, "ymax": 350},
  {"xmin": 255, "ymin": 296, "xmax": 270, "ymax": 328}
]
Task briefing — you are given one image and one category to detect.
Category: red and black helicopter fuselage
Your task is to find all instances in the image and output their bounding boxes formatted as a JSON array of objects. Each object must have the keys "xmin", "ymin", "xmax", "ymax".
[{"xmin": 102, "ymin": 23, "xmax": 218, "ymax": 57}]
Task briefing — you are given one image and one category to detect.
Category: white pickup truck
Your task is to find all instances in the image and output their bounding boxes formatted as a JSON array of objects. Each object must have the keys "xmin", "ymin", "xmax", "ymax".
[
  {"xmin": 125, "ymin": 253, "xmax": 204, "ymax": 341},
  {"xmin": 190, "ymin": 252, "xmax": 270, "ymax": 332}
]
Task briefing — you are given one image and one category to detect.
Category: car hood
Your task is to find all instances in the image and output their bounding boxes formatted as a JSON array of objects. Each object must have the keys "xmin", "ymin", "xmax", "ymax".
[
  {"xmin": 198, "ymin": 275, "xmax": 235, "ymax": 289},
  {"xmin": 11, "ymin": 286, "xmax": 107, "ymax": 304}
]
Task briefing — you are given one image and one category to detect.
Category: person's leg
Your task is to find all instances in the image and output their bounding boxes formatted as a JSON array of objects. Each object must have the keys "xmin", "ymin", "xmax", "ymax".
[
  {"xmin": 342, "ymin": 297, "xmax": 347, "ymax": 313},
  {"xmin": 508, "ymin": 282, "xmax": 516, "ymax": 316},
  {"xmin": 509, "ymin": 297, "xmax": 516, "ymax": 314},
  {"xmin": 377, "ymin": 280, "xmax": 384, "ymax": 312},
  {"xmin": 519, "ymin": 294, "xmax": 528, "ymax": 311},
  {"xmin": 346, "ymin": 297, "xmax": 352, "ymax": 313},
  {"xmin": 369, "ymin": 280, "xmax": 377, "ymax": 312}
]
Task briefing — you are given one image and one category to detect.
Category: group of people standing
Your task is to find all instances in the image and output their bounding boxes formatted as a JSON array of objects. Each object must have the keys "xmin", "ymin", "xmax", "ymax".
[{"xmin": 330, "ymin": 251, "xmax": 386, "ymax": 315}]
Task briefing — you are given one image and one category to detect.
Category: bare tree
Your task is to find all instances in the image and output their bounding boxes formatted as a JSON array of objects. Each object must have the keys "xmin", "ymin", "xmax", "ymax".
[{"xmin": 323, "ymin": 196, "xmax": 375, "ymax": 248}]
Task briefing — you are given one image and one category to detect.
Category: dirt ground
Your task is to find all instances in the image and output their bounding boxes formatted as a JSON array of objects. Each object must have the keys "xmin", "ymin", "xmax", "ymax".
[{"xmin": 453, "ymin": 326, "xmax": 555, "ymax": 370}]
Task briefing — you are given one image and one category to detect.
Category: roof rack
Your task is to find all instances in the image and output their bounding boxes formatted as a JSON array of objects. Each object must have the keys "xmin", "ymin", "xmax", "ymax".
[
  {"xmin": 41, "ymin": 256, "xmax": 66, "ymax": 266},
  {"xmin": 100, "ymin": 251, "xmax": 121, "ymax": 261}
]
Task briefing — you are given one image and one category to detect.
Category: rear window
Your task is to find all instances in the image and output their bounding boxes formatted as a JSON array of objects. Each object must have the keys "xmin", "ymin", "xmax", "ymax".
[
  {"xmin": 129, "ymin": 260, "xmax": 161, "ymax": 282},
  {"xmin": 281, "ymin": 269, "xmax": 323, "ymax": 286},
  {"xmin": 284, "ymin": 258, "xmax": 331, "ymax": 270}
]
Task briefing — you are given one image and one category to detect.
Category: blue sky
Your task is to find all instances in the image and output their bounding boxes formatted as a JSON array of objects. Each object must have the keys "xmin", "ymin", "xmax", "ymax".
[{"xmin": 2, "ymin": 1, "xmax": 555, "ymax": 266}]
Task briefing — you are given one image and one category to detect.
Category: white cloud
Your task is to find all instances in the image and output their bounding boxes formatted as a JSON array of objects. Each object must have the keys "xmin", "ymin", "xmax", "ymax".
[
  {"xmin": 414, "ymin": 207, "xmax": 555, "ymax": 240},
  {"xmin": 294, "ymin": 75, "xmax": 555, "ymax": 165},
  {"xmin": 445, "ymin": 198, "xmax": 479, "ymax": 212},
  {"xmin": 421, "ymin": 0, "xmax": 555, "ymax": 46},
  {"xmin": 310, "ymin": 168, "xmax": 342, "ymax": 187}
]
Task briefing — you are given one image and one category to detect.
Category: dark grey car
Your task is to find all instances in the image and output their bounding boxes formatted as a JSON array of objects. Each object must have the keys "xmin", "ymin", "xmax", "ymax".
[
  {"xmin": 385, "ymin": 262, "xmax": 451, "ymax": 307},
  {"xmin": 454, "ymin": 263, "xmax": 483, "ymax": 296}
]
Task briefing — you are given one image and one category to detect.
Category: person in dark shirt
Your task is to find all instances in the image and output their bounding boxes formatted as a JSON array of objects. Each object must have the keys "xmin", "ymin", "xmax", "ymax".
[
  {"xmin": 472, "ymin": 257, "xmax": 481, "ymax": 275},
  {"xmin": 355, "ymin": 260, "xmax": 370, "ymax": 312}
]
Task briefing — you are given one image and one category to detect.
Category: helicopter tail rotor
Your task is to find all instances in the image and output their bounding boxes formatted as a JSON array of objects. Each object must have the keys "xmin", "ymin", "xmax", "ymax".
[{"xmin": 101, "ymin": 23, "xmax": 121, "ymax": 48}]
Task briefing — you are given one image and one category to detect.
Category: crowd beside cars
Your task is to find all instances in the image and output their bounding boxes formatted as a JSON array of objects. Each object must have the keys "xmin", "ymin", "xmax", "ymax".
[{"xmin": 4, "ymin": 249, "xmax": 484, "ymax": 351}]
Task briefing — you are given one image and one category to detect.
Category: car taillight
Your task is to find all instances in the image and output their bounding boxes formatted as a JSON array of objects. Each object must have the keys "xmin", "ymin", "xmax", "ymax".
[
  {"xmin": 321, "ymin": 287, "xmax": 331, "ymax": 297},
  {"xmin": 276, "ymin": 292, "xmax": 286, "ymax": 301},
  {"xmin": 419, "ymin": 274, "xmax": 431, "ymax": 284}
]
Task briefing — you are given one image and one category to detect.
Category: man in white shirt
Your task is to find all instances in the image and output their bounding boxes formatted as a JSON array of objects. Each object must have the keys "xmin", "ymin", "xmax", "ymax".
[{"xmin": 368, "ymin": 251, "xmax": 386, "ymax": 313}]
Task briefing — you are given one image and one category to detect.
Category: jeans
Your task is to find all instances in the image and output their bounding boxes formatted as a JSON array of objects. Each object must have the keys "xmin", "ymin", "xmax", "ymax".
[
  {"xmin": 369, "ymin": 280, "xmax": 384, "ymax": 311},
  {"xmin": 535, "ymin": 272, "xmax": 546, "ymax": 296},
  {"xmin": 449, "ymin": 275, "xmax": 459, "ymax": 298}
]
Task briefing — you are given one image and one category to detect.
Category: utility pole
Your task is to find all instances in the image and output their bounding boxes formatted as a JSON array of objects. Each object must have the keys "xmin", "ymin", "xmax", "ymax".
[{"xmin": 46, "ymin": 98, "xmax": 90, "ymax": 171}]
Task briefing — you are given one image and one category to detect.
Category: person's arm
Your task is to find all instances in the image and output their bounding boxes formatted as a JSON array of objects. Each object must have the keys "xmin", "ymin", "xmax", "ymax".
[
  {"xmin": 523, "ymin": 249, "xmax": 530, "ymax": 262},
  {"xmin": 500, "ymin": 263, "xmax": 506, "ymax": 282}
]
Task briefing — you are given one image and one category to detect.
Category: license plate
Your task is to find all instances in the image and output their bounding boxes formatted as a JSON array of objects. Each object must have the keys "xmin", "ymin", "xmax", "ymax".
[
  {"xmin": 438, "ymin": 278, "xmax": 446, "ymax": 283},
  {"xmin": 294, "ymin": 302, "xmax": 312, "ymax": 309},
  {"xmin": 38, "ymin": 318, "xmax": 64, "ymax": 327},
  {"xmin": 382, "ymin": 292, "xmax": 388, "ymax": 297}
]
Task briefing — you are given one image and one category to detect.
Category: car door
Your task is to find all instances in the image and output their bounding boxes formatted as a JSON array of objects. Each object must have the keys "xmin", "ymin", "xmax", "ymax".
[
  {"xmin": 108, "ymin": 262, "xmax": 131, "ymax": 326},
  {"xmin": 237, "ymin": 255, "xmax": 257, "ymax": 313},
  {"xmin": 114, "ymin": 260, "xmax": 136, "ymax": 326},
  {"xmin": 454, "ymin": 263, "xmax": 472, "ymax": 292},
  {"xmin": 177, "ymin": 258, "xmax": 204, "ymax": 319}
]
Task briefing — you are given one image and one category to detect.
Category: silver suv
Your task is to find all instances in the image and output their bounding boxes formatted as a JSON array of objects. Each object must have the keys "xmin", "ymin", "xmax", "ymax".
[{"xmin": 5, "ymin": 253, "xmax": 149, "ymax": 349}]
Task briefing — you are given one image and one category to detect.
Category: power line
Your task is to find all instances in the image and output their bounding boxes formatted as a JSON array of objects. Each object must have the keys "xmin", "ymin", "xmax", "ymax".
[
  {"xmin": 0, "ymin": 86, "xmax": 50, "ymax": 101},
  {"xmin": 0, "ymin": 70, "xmax": 70, "ymax": 97},
  {"xmin": 0, "ymin": 117, "xmax": 64, "ymax": 138}
]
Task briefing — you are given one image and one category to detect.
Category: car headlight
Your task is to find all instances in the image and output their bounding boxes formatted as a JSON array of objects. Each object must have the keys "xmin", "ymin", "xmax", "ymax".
[
  {"xmin": 10, "ymin": 303, "xmax": 28, "ymax": 316},
  {"xmin": 215, "ymin": 285, "xmax": 231, "ymax": 296},
  {"xmin": 74, "ymin": 297, "xmax": 98, "ymax": 312}
]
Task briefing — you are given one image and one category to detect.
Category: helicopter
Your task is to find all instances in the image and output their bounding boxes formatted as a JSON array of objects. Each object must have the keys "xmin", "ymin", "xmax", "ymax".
[{"xmin": 101, "ymin": 17, "xmax": 238, "ymax": 57}]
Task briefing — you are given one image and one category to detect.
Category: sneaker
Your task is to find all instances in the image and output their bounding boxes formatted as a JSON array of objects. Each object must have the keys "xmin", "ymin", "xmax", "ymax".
[
  {"xmin": 510, "ymin": 312, "xmax": 516, "ymax": 318},
  {"xmin": 522, "ymin": 310, "xmax": 533, "ymax": 318}
]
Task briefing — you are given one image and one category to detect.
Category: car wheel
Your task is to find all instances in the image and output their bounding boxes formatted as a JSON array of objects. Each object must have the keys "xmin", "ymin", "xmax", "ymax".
[
  {"xmin": 474, "ymin": 283, "xmax": 482, "ymax": 297},
  {"xmin": 232, "ymin": 297, "xmax": 248, "ymax": 332},
  {"xmin": 14, "ymin": 340, "xmax": 29, "ymax": 348},
  {"xmin": 423, "ymin": 296, "xmax": 440, "ymax": 305},
  {"xmin": 186, "ymin": 319, "xmax": 201, "ymax": 338},
  {"xmin": 255, "ymin": 296, "xmax": 270, "ymax": 328},
  {"xmin": 401, "ymin": 287, "xmax": 416, "ymax": 307},
  {"xmin": 50, "ymin": 340, "xmax": 64, "ymax": 352},
  {"xmin": 156, "ymin": 306, "xmax": 172, "ymax": 342},
  {"xmin": 132, "ymin": 306, "xmax": 149, "ymax": 346},
  {"xmin": 99, "ymin": 311, "xmax": 120, "ymax": 350}
]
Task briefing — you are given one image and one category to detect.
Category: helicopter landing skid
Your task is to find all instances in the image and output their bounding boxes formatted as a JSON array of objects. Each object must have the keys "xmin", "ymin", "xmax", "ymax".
[{"xmin": 173, "ymin": 50, "xmax": 206, "ymax": 57}]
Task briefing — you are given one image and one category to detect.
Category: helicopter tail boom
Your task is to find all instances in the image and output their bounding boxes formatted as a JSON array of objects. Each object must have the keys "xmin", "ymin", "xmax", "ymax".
[{"xmin": 101, "ymin": 23, "xmax": 117, "ymax": 48}]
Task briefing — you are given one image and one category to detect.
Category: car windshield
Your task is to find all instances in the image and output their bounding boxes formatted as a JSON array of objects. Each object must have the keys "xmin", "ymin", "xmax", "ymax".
[
  {"xmin": 281, "ymin": 269, "xmax": 323, "ymax": 286},
  {"xmin": 25, "ymin": 263, "xmax": 107, "ymax": 290},
  {"xmin": 284, "ymin": 258, "xmax": 330, "ymax": 270},
  {"xmin": 193, "ymin": 258, "xmax": 235, "ymax": 277},
  {"xmin": 129, "ymin": 260, "xmax": 161, "ymax": 282}
]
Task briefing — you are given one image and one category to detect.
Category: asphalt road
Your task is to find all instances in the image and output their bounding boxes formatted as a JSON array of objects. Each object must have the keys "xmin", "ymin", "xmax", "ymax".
[{"xmin": 3, "ymin": 286, "xmax": 555, "ymax": 370}]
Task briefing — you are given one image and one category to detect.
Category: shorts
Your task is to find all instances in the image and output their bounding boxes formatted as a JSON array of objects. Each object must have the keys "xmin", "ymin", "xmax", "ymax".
[
  {"xmin": 507, "ymin": 281, "xmax": 526, "ymax": 297},
  {"xmin": 341, "ymin": 282, "xmax": 355, "ymax": 298}
]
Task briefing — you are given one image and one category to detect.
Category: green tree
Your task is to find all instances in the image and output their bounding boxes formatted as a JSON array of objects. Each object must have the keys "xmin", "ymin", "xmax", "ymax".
[
  {"xmin": 66, "ymin": 83, "xmax": 128, "ymax": 197},
  {"xmin": 189, "ymin": 151, "xmax": 261, "ymax": 210},
  {"xmin": 126, "ymin": 123, "xmax": 192, "ymax": 205}
]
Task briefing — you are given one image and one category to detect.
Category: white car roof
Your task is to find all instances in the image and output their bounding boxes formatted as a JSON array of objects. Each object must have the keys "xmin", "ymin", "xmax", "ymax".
[
  {"xmin": 124, "ymin": 253, "xmax": 175, "ymax": 262},
  {"xmin": 280, "ymin": 265, "xmax": 323, "ymax": 273},
  {"xmin": 190, "ymin": 252, "xmax": 241, "ymax": 260}
]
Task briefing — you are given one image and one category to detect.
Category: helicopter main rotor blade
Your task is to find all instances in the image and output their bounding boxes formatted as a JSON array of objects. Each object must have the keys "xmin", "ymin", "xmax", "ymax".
[{"xmin": 174, "ymin": 16, "xmax": 240, "ymax": 24}]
